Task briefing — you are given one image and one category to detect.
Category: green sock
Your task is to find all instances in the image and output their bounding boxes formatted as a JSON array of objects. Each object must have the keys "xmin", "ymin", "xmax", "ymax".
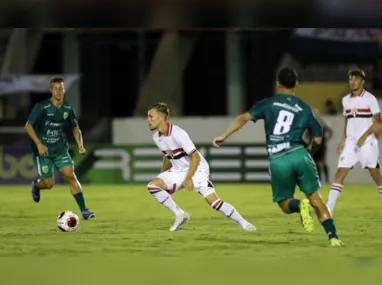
[
  {"xmin": 321, "ymin": 219, "xmax": 338, "ymax": 239},
  {"xmin": 73, "ymin": 192, "xmax": 86, "ymax": 212},
  {"xmin": 288, "ymin": 199, "xmax": 301, "ymax": 213}
]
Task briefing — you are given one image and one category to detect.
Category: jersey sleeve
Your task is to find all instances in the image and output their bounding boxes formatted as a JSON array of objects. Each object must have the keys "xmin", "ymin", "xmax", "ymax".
[
  {"xmin": 248, "ymin": 99, "xmax": 267, "ymax": 121},
  {"xmin": 27, "ymin": 103, "xmax": 43, "ymax": 125},
  {"xmin": 69, "ymin": 107, "xmax": 79, "ymax": 127},
  {"xmin": 369, "ymin": 95, "xmax": 381, "ymax": 115},
  {"xmin": 176, "ymin": 129, "xmax": 197, "ymax": 156},
  {"xmin": 308, "ymin": 108, "xmax": 323, "ymax": 138}
]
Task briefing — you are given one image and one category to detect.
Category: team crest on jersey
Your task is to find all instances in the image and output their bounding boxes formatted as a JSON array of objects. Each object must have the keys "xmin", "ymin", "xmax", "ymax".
[
  {"xmin": 350, "ymin": 109, "xmax": 357, "ymax": 117},
  {"xmin": 63, "ymin": 112, "xmax": 68, "ymax": 119},
  {"xmin": 42, "ymin": 166, "xmax": 49, "ymax": 173}
]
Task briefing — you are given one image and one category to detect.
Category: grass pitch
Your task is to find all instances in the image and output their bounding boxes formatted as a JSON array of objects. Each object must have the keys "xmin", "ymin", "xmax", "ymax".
[{"xmin": 1, "ymin": 183, "xmax": 382, "ymax": 284}]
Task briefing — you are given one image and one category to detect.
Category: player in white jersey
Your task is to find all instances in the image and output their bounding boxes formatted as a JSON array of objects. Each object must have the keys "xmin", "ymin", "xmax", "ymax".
[
  {"xmin": 146, "ymin": 102, "xmax": 256, "ymax": 232},
  {"xmin": 327, "ymin": 69, "xmax": 382, "ymax": 214}
]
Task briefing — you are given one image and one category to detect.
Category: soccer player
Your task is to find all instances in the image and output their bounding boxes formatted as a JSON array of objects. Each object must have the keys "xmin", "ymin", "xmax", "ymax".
[
  {"xmin": 213, "ymin": 68, "xmax": 343, "ymax": 246},
  {"xmin": 146, "ymin": 102, "xmax": 256, "ymax": 232},
  {"xmin": 327, "ymin": 69, "xmax": 382, "ymax": 215},
  {"xmin": 25, "ymin": 77, "xmax": 95, "ymax": 220}
]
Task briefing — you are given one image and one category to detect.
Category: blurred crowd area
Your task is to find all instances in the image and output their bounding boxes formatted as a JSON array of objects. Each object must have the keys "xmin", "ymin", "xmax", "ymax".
[{"xmin": 1, "ymin": 28, "xmax": 382, "ymax": 146}]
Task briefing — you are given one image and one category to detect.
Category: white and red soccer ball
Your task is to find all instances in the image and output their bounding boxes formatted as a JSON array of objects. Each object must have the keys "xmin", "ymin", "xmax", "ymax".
[{"xmin": 57, "ymin": 211, "xmax": 80, "ymax": 232}]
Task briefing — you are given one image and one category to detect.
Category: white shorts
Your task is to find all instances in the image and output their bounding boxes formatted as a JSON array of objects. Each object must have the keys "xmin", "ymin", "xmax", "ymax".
[
  {"xmin": 155, "ymin": 165, "xmax": 216, "ymax": 197},
  {"xmin": 338, "ymin": 140, "xmax": 380, "ymax": 169}
]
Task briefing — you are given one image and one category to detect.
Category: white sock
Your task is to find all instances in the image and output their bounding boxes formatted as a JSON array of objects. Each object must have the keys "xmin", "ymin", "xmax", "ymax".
[
  {"xmin": 327, "ymin": 183, "xmax": 343, "ymax": 214},
  {"xmin": 211, "ymin": 199, "xmax": 248, "ymax": 227},
  {"xmin": 378, "ymin": 186, "xmax": 382, "ymax": 198},
  {"xmin": 147, "ymin": 185, "xmax": 185, "ymax": 216}
]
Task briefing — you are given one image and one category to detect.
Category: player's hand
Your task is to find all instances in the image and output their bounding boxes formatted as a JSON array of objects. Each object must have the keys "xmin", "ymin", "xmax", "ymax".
[
  {"xmin": 212, "ymin": 134, "xmax": 226, "ymax": 147},
  {"xmin": 184, "ymin": 177, "xmax": 194, "ymax": 191},
  {"xmin": 78, "ymin": 145, "xmax": 86, "ymax": 155},
  {"xmin": 37, "ymin": 143, "xmax": 48, "ymax": 156},
  {"xmin": 357, "ymin": 135, "xmax": 367, "ymax": 148},
  {"xmin": 336, "ymin": 140, "xmax": 345, "ymax": 154}
]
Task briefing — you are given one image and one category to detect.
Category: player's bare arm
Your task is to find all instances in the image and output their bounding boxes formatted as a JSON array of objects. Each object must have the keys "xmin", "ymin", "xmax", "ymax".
[
  {"xmin": 25, "ymin": 121, "xmax": 48, "ymax": 156},
  {"xmin": 72, "ymin": 126, "xmax": 86, "ymax": 154},
  {"xmin": 213, "ymin": 112, "xmax": 253, "ymax": 147},
  {"xmin": 357, "ymin": 113, "xmax": 382, "ymax": 147},
  {"xmin": 184, "ymin": 151, "xmax": 201, "ymax": 191},
  {"xmin": 160, "ymin": 156, "xmax": 172, "ymax": 173},
  {"xmin": 371, "ymin": 120, "xmax": 382, "ymax": 135},
  {"xmin": 336, "ymin": 118, "xmax": 348, "ymax": 153}
]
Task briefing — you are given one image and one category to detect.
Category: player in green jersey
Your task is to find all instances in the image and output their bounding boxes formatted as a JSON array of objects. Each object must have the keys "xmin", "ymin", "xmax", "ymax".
[
  {"xmin": 25, "ymin": 77, "xmax": 95, "ymax": 220},
  {"xmin": 213, "ymin": 68, "xmax": 343, "ymax": 246}
]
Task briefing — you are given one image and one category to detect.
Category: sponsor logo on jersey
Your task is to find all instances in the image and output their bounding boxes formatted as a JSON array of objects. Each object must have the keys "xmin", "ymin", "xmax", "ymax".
[{"xmin": 273, "ymin": 102, "xmax": 302, "ymax": 113}]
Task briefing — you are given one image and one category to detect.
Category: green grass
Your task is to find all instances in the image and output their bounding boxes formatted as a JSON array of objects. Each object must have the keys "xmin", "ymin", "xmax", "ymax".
[{"xmin": 1, "ymin": 183, "xmax": 382, "ymax": 284}]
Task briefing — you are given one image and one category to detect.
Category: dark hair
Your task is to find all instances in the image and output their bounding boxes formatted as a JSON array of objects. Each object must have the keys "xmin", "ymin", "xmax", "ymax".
[
  {"xmin": 149, "ymin": 102, "xmax": 170, "ymax": 117},
  {"xmin": 348, "ymin": 69, "xmax": 365, "ymax": 80},
  {"xmin": 50, "ymin": 77, "xmax": 64, "ymax": 84},
  {"xmin": 277, "ymin": 68, "xmax": 298, "ymax": 89}
]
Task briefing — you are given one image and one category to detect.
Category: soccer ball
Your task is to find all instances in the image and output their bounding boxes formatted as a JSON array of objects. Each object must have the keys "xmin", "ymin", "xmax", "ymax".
[{"xmin": 57, "ymin": 211, "xmax": 80, "ymax": 232}]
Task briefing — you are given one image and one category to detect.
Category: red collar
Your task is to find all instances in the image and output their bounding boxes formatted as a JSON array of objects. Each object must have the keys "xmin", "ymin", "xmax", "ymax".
[{"xmin": 160, "ymin": 122, "xmax": 172, "ymax": 136}]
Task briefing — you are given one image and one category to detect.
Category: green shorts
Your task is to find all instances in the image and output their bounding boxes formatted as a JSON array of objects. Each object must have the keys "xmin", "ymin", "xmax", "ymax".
[
  {"xmin": 269, "ymin": 147, "xmax": 320, "ymax": 203},
  {"xmin": 33, "ymin": 151, "xmax": 74, "ymax": 179}
]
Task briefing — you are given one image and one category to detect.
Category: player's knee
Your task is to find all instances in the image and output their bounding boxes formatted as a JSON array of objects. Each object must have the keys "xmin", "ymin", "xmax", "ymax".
[
  {"xmin": 63, "ymin": 172, "xmax": 76, "ymax": 181},
  {"xmin": 147, "ymin": 178, "xmax": 166, "ymax": 190},
  {"xmin": 277, "ymin": 200, "xmax": 291, "ymax": 214},
  {"xmin": 334, "ymin": 168, "xmax": 348, "ymax": 183},
  {"xmin": 307, "ymin": 193, "xmax": 323, "ymax": 209},
  {"xmin": 308, "ymin": 197, "xmax": 331, "ymax": 220},
  {"xmin": 369, "ymin": 168, "xmax": 381, "ymax": 177},
  {"xmin": 205, "ymin": 192, "xmax": 219, "ymax": 205},
  {"xmin": 147, "ymin": 183, "xmax": 157, "ymax": 191},
  {"xmin": 42, "ymin": 179, "xmax": 54, "ymax": 189}
]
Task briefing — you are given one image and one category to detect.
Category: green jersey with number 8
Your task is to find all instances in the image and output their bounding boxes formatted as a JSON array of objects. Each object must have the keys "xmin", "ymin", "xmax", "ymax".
[{"xmin": 248, "ymin": 93, "xmax": 322, "ymax": 158}]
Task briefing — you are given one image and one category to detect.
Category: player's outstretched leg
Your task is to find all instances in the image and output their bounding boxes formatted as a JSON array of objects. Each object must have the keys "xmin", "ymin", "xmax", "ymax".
[
  {"xmin": 307, "ymin": 191, "xmax": 344, "ymax": 247},
  {"xmin": 327, "ymin": 168, "xmax": 350, "ymax": 215},
  {"xmin": 31, "ymin": 179, "xmax": 40, "ymax": 202},
  {"xmin": 31, "ymin": 157, "xmax": 56, "ymax": 202},
  {"xmin": 147, "ymin": 178, "xmax": 190, "ymax": 232},
  {"xmin": 31, "ymin": 178, "xmax": 55, "ymax": 202},
  {"xmin": 204, "ymin": 192, "xmax": 256, "ymax": 231},
  {"xmin": 278, "ymin": 198, "xmax": 314, "ymax": 233},
  {"xmin": 60, "ymin": 166, "xmax": 95, "ymax": 220}
]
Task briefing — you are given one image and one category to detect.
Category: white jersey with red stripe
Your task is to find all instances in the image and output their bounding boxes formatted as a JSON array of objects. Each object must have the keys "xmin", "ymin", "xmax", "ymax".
[
  {"xmin": 153, "ymin": 123, "xmax": 209, "ymax": 172},
  {"xmin": 342, "ymin": 89, "xmax": 380, "ymax": 144}
]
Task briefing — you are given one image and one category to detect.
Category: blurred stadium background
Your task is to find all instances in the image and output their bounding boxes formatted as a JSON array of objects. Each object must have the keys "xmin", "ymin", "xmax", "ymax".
[{"xmin": 1, "ymin": 28, "xmax": 382, "ymax": 186}]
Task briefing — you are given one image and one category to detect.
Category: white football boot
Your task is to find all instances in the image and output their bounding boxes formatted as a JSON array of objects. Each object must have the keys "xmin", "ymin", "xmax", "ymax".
[
  {"xmin": 242, "ymin": 223, "xmax": 257, "ymax": 232},
  {"xmin": 170, "ymin": 212, "xmax": 190, "ymax": 232}
]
